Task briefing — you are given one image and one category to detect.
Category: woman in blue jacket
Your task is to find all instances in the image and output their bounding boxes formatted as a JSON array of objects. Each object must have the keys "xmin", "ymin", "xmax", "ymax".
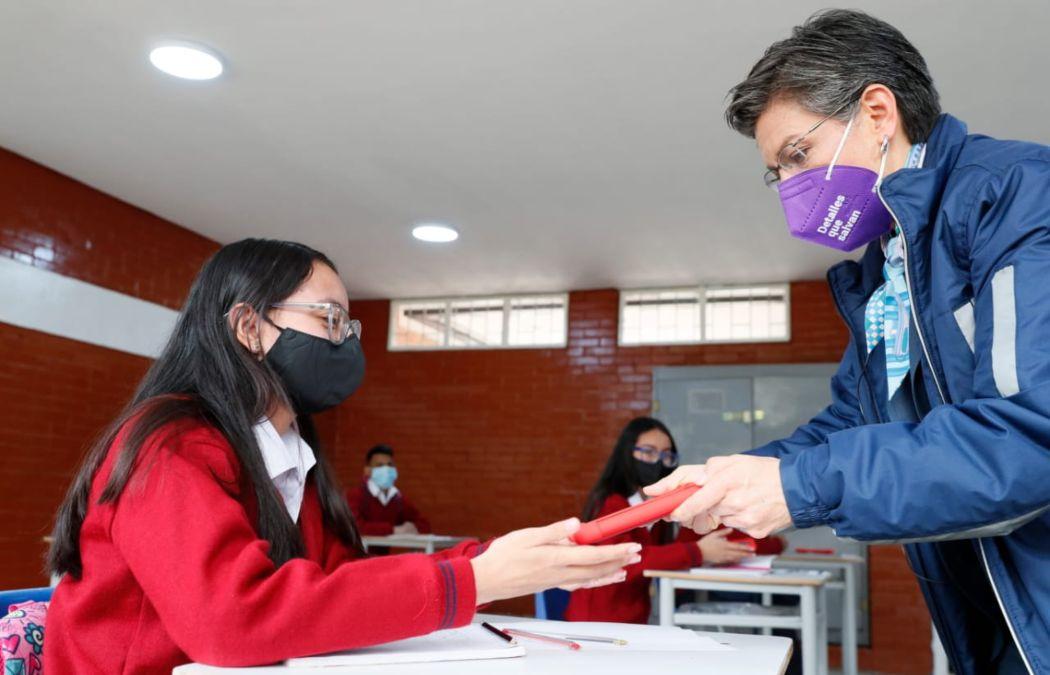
[{"xmin": 650, "ymin": 10, "xmax": 1050, "ymax": 675}]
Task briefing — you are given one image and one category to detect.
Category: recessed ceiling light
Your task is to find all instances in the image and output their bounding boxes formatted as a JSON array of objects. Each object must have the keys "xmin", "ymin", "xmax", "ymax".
[
  {"xmin": 149, "ymin": 42, "xmax": 224, "ymax": 80},
  {"xmin": 412, "ymin": 223, "xmax": 459, "ymax": 243}
]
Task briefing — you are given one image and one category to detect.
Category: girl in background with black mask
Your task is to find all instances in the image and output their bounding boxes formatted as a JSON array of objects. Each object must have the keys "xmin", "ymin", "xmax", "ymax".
[
  {"xmin": 44, "ymin": 239, "xmax": 639, "ymax": 672},
  {"xmin": 565, "ymin": 416, "xmax": 782, "ymax": 623}
]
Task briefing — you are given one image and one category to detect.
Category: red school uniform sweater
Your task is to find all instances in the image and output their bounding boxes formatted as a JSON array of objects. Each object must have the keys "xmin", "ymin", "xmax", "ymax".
[
  {"xmin": 44, "ymin": 418, "xmax": 484, "ymax": 673},
  {"xmin": 564, "ymin": 493, "xmax": 704, "ymax": 624},
  {"xmin": 345, "ymin": 480, "xmax": 432, "ymax": 536}
]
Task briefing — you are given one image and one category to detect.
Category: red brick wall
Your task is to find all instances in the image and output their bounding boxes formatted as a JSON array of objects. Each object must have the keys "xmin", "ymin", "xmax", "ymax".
[
  {"xmin": 331, "ymin": 287, "xmax": 932, "ymax": 673},
  {"xmin": 1, "ymin": 146, "xmax": 930, "ymax": 673},
  {"xmin": 0, "ymin": 147, "xmax": 220, "ymax": 589}
]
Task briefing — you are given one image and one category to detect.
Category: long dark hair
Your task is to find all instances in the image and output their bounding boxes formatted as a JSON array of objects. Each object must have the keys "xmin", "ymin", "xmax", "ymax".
[
  {"xmin": 48, "ymin": 238, "xmax": 363, "ymax": 578},
  {"xmin": 582, "ymin": 417, "xmax": 678, "ymax": 526}
]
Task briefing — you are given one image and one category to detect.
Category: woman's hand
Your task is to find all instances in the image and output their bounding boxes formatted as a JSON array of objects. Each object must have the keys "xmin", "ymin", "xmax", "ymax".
[
  {"xmin": 645, "ymin": 456, "xmax": 792, "ymax": 538},
  {"xmin": 470, "ymin": 518, "xmax": 642, "ymax": 605},
  {"xmin": 698, "ymin": 528, "xmax": 754, "ymax": 565},
  {"xmin": 393, "ymin": 522, "xmax": 419, "ymax": 535}
]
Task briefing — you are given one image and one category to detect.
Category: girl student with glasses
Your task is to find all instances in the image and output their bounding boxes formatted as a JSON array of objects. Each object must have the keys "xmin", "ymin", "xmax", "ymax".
[
  {"xmin": 44, "ymin": 238, "xmax": 640, "ymax": 672},
  {"xmin": 564, "ymin": 417, "xmax": 784, "ymax": 624}
]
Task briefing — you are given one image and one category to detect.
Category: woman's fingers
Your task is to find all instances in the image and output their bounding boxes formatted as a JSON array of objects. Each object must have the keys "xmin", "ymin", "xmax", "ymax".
[
  {"xmin": 510, "ymin": 518, "xmax": 581, "ymax": 547},
  {"xmin": 553, "ymin": 542, "xmax": 640, "ymax": 566},
  {"xmin": 559, "ymin": 568, "xmax": 628, "ymax": 591},
  {"xmin": 580, "ymin": 569, "xmax": 629, "ymax": 589},
  {"xmin": 693, "ymin": 513, "xmax": 722, "ymax": 533},
  {"xmin": 563, "ymin": 559, "xmax": 632, "ymax": 585},
  {"xmin": 642, "ymin": 465, "xmax": 707, "ymax": 497},
  {"xmin": 670, "ymin": 473, "xmax": 728, "ymax": 523}
]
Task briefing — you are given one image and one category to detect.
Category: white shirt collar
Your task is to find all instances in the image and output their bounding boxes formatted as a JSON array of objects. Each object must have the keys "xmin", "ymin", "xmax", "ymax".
[
  {"xmin": 252, "ymin": 418, "xmax": 316, "ymax": 521},
  {"xmin": 367, "ymin": 478, "xmax": 400, "ymax": 506}
]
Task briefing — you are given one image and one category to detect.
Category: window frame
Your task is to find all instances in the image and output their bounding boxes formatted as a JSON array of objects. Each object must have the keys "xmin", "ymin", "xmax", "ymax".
[
  {"xmin": 388, "ymin": 292, "xmax": 570, "ymax": 351},
  {"xmin": 618, "ymin": 283, "xmax": 791, "ymax": 347}
]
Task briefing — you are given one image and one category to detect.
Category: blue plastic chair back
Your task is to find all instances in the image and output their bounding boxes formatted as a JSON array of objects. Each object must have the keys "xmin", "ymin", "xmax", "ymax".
[
  {"xmin": 534, "ymin": 588, "xmax": 570, "ymax": 620},
  {"xmin": 0, "ymin": 587, "xmax": 53, "ymax": 614}
]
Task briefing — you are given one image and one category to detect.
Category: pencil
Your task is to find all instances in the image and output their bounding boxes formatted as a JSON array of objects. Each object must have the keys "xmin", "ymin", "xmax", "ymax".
[
  {"xmin": 529, "ymin": 631, "xmax": 627, "ymax": 646},
  {"xmin": 503, "ymin": 628, "xmax": 581, "ymax": 650},
  {"xmin": 480, "ymin": 621, "xmax": 516, "ymax": 645}
]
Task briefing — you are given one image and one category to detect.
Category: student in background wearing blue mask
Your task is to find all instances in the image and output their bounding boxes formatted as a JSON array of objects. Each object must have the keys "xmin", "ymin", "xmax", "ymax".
[
  {"xmin": 648, "ymin": 10, "xmax": 1050, "ymax": 674},
  {"xmin": 346, "ymin": 444, "xmax": 431, "ymax": 539}
]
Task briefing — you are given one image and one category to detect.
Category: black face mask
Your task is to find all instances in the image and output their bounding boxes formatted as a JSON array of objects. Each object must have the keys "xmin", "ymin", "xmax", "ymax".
[
  {"xmin": 264, "ymin": 328, "xmax": 366, "ymax": 415},
  {"xmin": 633, "ymin": 459, "xmax": 667, "ymax": 488}
]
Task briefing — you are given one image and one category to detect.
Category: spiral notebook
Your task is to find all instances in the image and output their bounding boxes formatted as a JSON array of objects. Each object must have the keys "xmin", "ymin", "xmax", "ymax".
[{"xmin": 284, "ymin": 624, "xmax": 525, "ymax": 667}]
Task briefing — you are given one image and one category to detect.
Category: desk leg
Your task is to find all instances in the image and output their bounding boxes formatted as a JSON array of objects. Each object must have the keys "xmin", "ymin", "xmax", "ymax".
[
  {"xmin": 817, "ymin": 586, "xmax": 829, "ymax": 675},
  {"xmin": 800, "ymin": 587, "xmax": 817, "ymax": 675},
  {"xmin": 761, "ymin": 592, "xmax": 773, "ymax": 636},
  {"xmin": 843, "ymin": 564, "xmax": 858, "ymax": 675},
  {"xmin": 658, "ymin": 578, "xmax": 674, "ymax": 627}
]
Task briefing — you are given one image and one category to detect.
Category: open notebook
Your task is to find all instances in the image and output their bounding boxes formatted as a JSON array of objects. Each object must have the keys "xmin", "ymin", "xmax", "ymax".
[{"xmin": 285, "ymin": 624, "xmax": 525, "ymax": 667}]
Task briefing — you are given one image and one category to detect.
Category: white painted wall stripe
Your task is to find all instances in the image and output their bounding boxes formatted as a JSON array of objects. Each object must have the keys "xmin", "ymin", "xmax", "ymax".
[{"xmin": 0, "ymin": 255, "xmax": 179, "ymax": 359}]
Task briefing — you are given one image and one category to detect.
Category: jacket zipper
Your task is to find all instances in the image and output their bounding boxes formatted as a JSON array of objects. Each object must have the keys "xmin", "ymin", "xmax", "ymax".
[
  {"xmin": 979, "ymin": 541, "xmax": 1035, "ymax": 674},
  {"xmin": 877, "ymin": 187, "xmax": 1034, "ymax": 675},
  {"xmin": 826, "ymin": 267, "xmax": 874, "ymax": 424}
]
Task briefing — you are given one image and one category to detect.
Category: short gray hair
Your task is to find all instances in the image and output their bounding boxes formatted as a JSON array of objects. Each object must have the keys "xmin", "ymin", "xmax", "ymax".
[{"xmin": 725, "ymin": 9, "xmax": 941, "ymax": 142}]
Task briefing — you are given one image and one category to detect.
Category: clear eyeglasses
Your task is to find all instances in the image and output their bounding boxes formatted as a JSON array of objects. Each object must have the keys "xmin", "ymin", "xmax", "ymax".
[
  {"xmin": 632, "ymin": 446, "xmax": 680, "ymax": 468},
  {"xmin": 270, "ymin": 302, "xmax": 362, "ymax": 345},
  {"xmin": 762, "ymin": 99, "xmax": 855, "ymax": 189}
]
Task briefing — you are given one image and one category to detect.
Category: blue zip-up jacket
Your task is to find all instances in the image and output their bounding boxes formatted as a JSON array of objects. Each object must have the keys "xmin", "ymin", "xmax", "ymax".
[{"xmin": 750, "ymin": 114, "xmax": 1050, "ymax": 674}]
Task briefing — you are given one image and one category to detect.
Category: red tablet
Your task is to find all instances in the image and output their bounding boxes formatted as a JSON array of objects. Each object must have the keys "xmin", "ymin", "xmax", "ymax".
[{"xmin": 571, "ymin": 484, "xmax": 701, "ymax": 545}]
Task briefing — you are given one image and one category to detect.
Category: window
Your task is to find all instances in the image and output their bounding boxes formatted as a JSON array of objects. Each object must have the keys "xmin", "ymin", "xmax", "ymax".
[
  {"xmin": 619, "ymin": 284, "xmax": 789, "ymax": 346},
  {"xmin": 389, "ymin": 294, "xmax": 568, "ymax": 350}
]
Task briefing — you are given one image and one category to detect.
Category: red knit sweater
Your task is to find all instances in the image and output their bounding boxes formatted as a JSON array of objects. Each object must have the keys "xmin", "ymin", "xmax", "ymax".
[
  {"xmin": 44, "ymin": 419, "xmax": 482, "ymax": 673},
  {"xmin": 564, "ymin": 493, "xmax": 704, "ymax": 624},
  {"xmin": 345, "ymin": 480, "xmax": 432, "ymax": 536}
]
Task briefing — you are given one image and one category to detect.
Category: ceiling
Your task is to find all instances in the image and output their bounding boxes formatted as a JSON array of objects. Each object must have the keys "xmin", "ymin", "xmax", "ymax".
[{"xmin": 2, "ymin": 1, "xmax": 1048, "ymax": 299}]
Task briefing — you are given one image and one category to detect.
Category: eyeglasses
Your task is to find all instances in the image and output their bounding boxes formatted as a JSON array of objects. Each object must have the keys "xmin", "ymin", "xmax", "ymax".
[
  {"xmin": 270, "ymin": 302, "xmax": 362, "ymax": 345},
  {"xmin": 633, "ymin": 446, "xmax": 679, "ymax": 468},
  {"xmin": 762, "ymin": 99, "xmax": 855, "ymax": 190}
]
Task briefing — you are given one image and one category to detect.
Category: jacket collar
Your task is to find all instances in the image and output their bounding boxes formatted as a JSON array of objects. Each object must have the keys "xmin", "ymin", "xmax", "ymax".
[
  {"xmin": 878, "ymin": 113, "xmax": 969, "ymax": 244},
  {"xmin": 827, "ymin": 114, "xmax": 970, "ymax": 311}
]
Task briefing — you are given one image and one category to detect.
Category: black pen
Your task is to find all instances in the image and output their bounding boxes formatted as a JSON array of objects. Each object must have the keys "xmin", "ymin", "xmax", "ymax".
[{"xmin": 481, "ymin": 621, "xmax": 517, "ymax": 645}]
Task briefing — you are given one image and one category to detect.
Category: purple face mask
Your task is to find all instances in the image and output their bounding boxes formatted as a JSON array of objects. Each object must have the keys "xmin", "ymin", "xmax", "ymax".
[{"xmin": 777, "ymin": 117, "xmax": 892, "ymax": 252}]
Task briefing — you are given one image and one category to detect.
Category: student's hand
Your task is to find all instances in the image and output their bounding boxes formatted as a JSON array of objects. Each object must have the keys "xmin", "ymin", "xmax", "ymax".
[
  {"xmin": 698, "ymin": 529, "xmax": 754, "ymax": 565},
  {"xmin": 393, "ymin": 522, "xmax": 419, "ymax": 535},
  {"xmin": 470, "ymin": 518, "xmax": 642, "ymax": 605},
  {"xmin": 645, "ymin": 456, "xmax": 792, "ymax": 538}
]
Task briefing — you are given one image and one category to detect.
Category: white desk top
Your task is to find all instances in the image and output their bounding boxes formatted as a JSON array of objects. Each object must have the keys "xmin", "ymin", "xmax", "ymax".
[
  {"xmin": 174, "ymin": 614, "xmax": 792, "ymax": 675},
  {"xmin": 645, "ymin": 568, "xmax": 830, "ymax": 587},
  {"xmin": 776, "ymin": 553, "xmax": 864, "ymax": 565}
]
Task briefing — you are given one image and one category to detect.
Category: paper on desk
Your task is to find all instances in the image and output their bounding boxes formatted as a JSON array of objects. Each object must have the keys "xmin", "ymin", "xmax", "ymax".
[
  {"xmin": 495, "ymin": 621, "xmax": 732, "ymax": 652},
  {"xmin": 730, "ymin": 554, "xmax": 777, "ymax": 571},
  {"xmin": 691, "ymin": 554, "xmax": 777, "ymax": 576},
  {"xmin": 285, "ymin": 624, "xmax": 525, "ymax": 667}
]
